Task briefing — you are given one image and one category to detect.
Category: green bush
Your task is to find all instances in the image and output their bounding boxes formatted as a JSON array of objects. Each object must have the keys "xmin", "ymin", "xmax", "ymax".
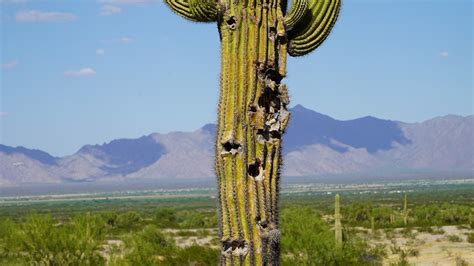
[
  {"xmin": 446, "ymin": 234, "xmax": 462, "ymax": 242},
  {"xmin": 116, "ymin": 211, "xmax": 141, "ymax": 230},
  {"xmin": 121, "ymin": 225, "xmax": 176, "ymax": 265},
  {"xmin": 467, "ymin": 233, "xmax": 474, "ymax": 243},
  {"xmin": 166, "ymin": 245, "xmax": 219, "ymax": 265},
  {"xmin": 119, "ymin": 225, "xmax": 218, "ymax": 265},
  {"xmin": 281, "ymin": 206, "xmax": 386, "ymax": 265},
  {"xmin": 155, "ymin": 209, "xmax": 179, "ymax": 228},
  {"xmin": 2, "ymin": 213, "xmax": 106, "ymax": 265}
]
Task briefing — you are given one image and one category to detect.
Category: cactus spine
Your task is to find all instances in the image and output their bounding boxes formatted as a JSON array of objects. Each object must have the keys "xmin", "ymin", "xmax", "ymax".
[
  {"xmin": 164, "ymin": 0, "xmax": 341, "ymax": 264},
  {"xmin": 403, "ymin": 194, "xmax": 408, "ymax": 226},
  {"xmin": 334, "ymin": 194, "xmax": 342, "ymax": 248}
]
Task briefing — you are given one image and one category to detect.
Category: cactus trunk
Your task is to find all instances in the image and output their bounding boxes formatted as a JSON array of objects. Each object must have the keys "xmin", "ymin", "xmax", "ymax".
[
  {"xmin": 371, "ymin": 216, "xmax": 375, "ymax": 233},
  {"xmin": 403, "ymin": 194, "xmax": 408, "ymax": 226},
  {"xmin": 334, "ymin": 194, "xmax": 342, "ymax": 248},
  {"xmin": 164, "ymin": 0, "xmax": 341, "ymax": 263},
  {"xmin": 215, "ymin": 1, "xmax": 289, "ymax": 264}
]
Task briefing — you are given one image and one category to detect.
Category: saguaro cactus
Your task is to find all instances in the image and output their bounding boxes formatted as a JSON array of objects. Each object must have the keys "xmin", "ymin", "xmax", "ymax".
[
  {"xmin": 334, "ymin": 194, "xmax": 342, "ymax": 248},
  {"xmin": 164, "ymin": 0, "xmax": 341, "ymax": 264},
  {"xmin": 403, "ymin": 194, "xmax": 408, "ymax": 226}
]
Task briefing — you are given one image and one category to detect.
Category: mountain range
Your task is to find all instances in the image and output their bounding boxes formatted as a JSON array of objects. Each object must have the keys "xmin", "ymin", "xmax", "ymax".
[{"xmin": 1, "ymin": 105, "xmax": 473, "ymax": 187}]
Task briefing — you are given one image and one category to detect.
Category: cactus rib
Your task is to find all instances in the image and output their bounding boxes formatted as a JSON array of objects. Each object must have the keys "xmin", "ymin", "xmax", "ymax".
[
  {"xmin": 164, "ymin": 0, "xmax": 218, "ymax": 22},
  {"xmin": 284, "ymin": 0, "xmax": 309, "ymax": 32},
  {"xmin": 287, "ymin": 0, "xmax": 341, "ymax": 56}
]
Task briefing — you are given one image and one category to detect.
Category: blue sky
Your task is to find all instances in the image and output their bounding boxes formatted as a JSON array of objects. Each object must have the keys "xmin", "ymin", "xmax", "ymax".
[{"xmin": 0, "ymin": 0, "xmax": 472, "ymax": 156}]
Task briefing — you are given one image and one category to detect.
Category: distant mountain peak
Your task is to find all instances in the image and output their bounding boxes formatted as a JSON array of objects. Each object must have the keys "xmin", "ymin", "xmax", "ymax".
[
  {"xmin": 201, "ymin": 123, "xmax": 216, "ymax": 135},
  {"xmin": 76, "ymin": 135, "xmax": 166, "ymax": 175},
  {"xmin": 285, "ymin": 107, "xmax": 411, "ymax": 154},
  {"xmin": 0, "ymin": 144, "xmax": 57, "ymax": 165}
]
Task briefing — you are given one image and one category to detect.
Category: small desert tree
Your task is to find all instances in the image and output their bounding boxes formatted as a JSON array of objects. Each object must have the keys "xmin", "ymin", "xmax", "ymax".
[{"xmin": 164, "ymin": 0, "xmax": 341, "ymax": 264}]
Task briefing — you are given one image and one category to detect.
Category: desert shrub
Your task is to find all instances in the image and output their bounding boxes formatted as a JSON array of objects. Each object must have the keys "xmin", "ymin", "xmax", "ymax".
[
  {"xmin": 281, "ymin": 206, "xmax": 386, "ymax": 265},
  {"xmin": 116, "ymin": 211, "xmax": 141, "ymax": 230},
  {"xmin": 154, "ymin": 209, "xmax": 217, "ymax": 229},
  {"xmin": 179, "ymin": 211, "xmax": 218, "ymax": 229},
  {"xmin": 406, "ymin": 248, "xmax": 419, "ymax": 257},
  {"xmin": 166, "ymin": 245, "xmax": 219, "ymax": 265},
  {"xmin": 343, "ymin": 203, "xmax": 373, "ymax": 226},
  {"xmin": 101, "ymin": 211, "xmax": 118, "ymax": 227},
  {"xmin": 455, "ymin": 256, "xmax": 469, "ymax": 266},
  {"xmin": 155, "ymin": 209, "xmax": 179, "ymax": 228},
  {"xmin": 390, "ymin": 250, "xmax": 410, "ymax": 266},
  {"xmin": 0, "ymin": 218, "xmax": 21, "ymax": 264},
  {"xmin": 446, "ymin": 234, "xmax": 462, "ymax": 242},
  {"xmin": 467, "ymin": 233, "xmax": 474, "ymax": 243},
  {"xmin": 412, "ymin": 203, "xmax": 471, "ymax": 226},
  {"xmin": 416, "ymin": 226, "xmax": 433, "ymax": 233},
  {"xmin": 2, "ymin": 213, "xmax": 106, "ymax": 265},
  {"xmin": 121, "ymin": 225, "xmax": 176, "ymax": 265},
  {"xmin": 120, "ymin": 225, "xmax": 218, "ymax": 265}
]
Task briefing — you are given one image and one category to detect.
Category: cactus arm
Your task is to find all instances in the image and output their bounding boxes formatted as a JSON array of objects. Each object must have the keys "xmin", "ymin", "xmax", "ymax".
[
  {"xmin": 164, "ymin": 0, "xmax": 218, "ymax": 22},
  {"xmin": 284, "ymin": 0, "xmax": 309, "ymax": 32},
  {"xmin": 286, "ymin": 0, "xmax": 341, "ymax": 56}
]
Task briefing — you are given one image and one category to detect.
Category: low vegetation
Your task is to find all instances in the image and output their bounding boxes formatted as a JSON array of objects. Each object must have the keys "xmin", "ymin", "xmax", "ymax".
[{"xmin": 0, "ymin": 185, "xmax": 472, "ymax": 265}]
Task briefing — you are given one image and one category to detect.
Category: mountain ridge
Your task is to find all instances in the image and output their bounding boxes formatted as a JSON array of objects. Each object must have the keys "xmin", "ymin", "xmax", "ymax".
[{"xmin": 1, "ymin": 105, "xmax": 472, "ymax": 187}]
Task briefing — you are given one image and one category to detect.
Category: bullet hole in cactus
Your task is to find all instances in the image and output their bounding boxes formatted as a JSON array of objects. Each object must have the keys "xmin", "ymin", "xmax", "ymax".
[
  {"xmin": 257, "ymin": 129, "xmax": 270, "ymax": 142},
  {"xmin": 258, "ymin": 87, "xmax": 281, "ymax": 113},
  {"xmin": 248, "ymin": 159, "xmax": 261, "ymax": 177},
  {"xmin": 222, "ymin": 239, "xmax": 248, "ymax": 255},
  {"xmin": 268, "ymin": 27, "xmax": 277, "ymax": 40},
  {"xmin": 249, "ymin": 105, "xmax": 257, "ymax": 112},
  {"xmin": 256, "ymin": 217, "xmax": 268, "ymax": 229},
  {"xmin": 264, "ymin": 68, "xmax": 283, "ymax": 83},
  {"xmin": 222, "ymin": 141, "xmax": 241, "ymax": 155},
  {"xmin": 226, "ymin": 16, "xmax": 236, "ymax": 30},
  {"xmin": 270, "ymin": 131, "xmax": 281, "ymax": 139}
]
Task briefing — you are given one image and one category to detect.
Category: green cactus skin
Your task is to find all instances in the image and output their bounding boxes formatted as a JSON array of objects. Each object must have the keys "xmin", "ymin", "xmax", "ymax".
[
  {"xmin": 334, "ymin": 194, "xmax": 342, "ymax": 248},
  {"xmin": 164, "ymin": 0, "xmax": 340, "ymax": 264},
  {"xmin": 284, "ymin": 0, "xmax": 308, "ymax": 31}
]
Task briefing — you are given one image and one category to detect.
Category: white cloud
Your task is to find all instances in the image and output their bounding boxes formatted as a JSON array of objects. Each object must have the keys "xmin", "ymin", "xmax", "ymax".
[
  {"xmin": 2, "ymin": 60, "xmax": 19, "ymax": 70},
  {"xmin": 440, "ymin": 51, "xmax": 449, "ymax": 58},
  {"xmin": 100, "ymin": 5, "xmax": 122, "ymax": 16},
  {"xmin": 64, "ymin": 68, "xmax": 96, "ymax": 77},
  {"xmin": 16, "ymin": 10, "xmax": 77, "ymax": 22},
  {"xmin": 99, "ymin": 0, "xmax": 155, "ymax": 4},
  {"xmin": 96, "ymin": 48, "xmax": 105, "ymax": 55}
]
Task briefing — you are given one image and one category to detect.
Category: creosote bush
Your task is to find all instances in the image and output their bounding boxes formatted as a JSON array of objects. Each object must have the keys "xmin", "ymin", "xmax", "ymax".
[
  {"xmin": 280, "ymin": 206, "xmax": 386, "ymax": 265},
  {"xmin": 2, "ymin": 213, "xmax": 106, "ymax": 265}
]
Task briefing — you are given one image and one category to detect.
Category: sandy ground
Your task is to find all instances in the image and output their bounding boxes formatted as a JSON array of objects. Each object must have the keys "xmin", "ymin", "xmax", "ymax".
[
  {"xmin": 163, "ymin": 228, "xmax": 218, "ymax": 248},
  {"xmin": 100, "ymin": 226, "xmax": 473, "ymax": 264},
  {"xmin": 366, "ymin": 225, "xmax": 474, "ymax": 265}
]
